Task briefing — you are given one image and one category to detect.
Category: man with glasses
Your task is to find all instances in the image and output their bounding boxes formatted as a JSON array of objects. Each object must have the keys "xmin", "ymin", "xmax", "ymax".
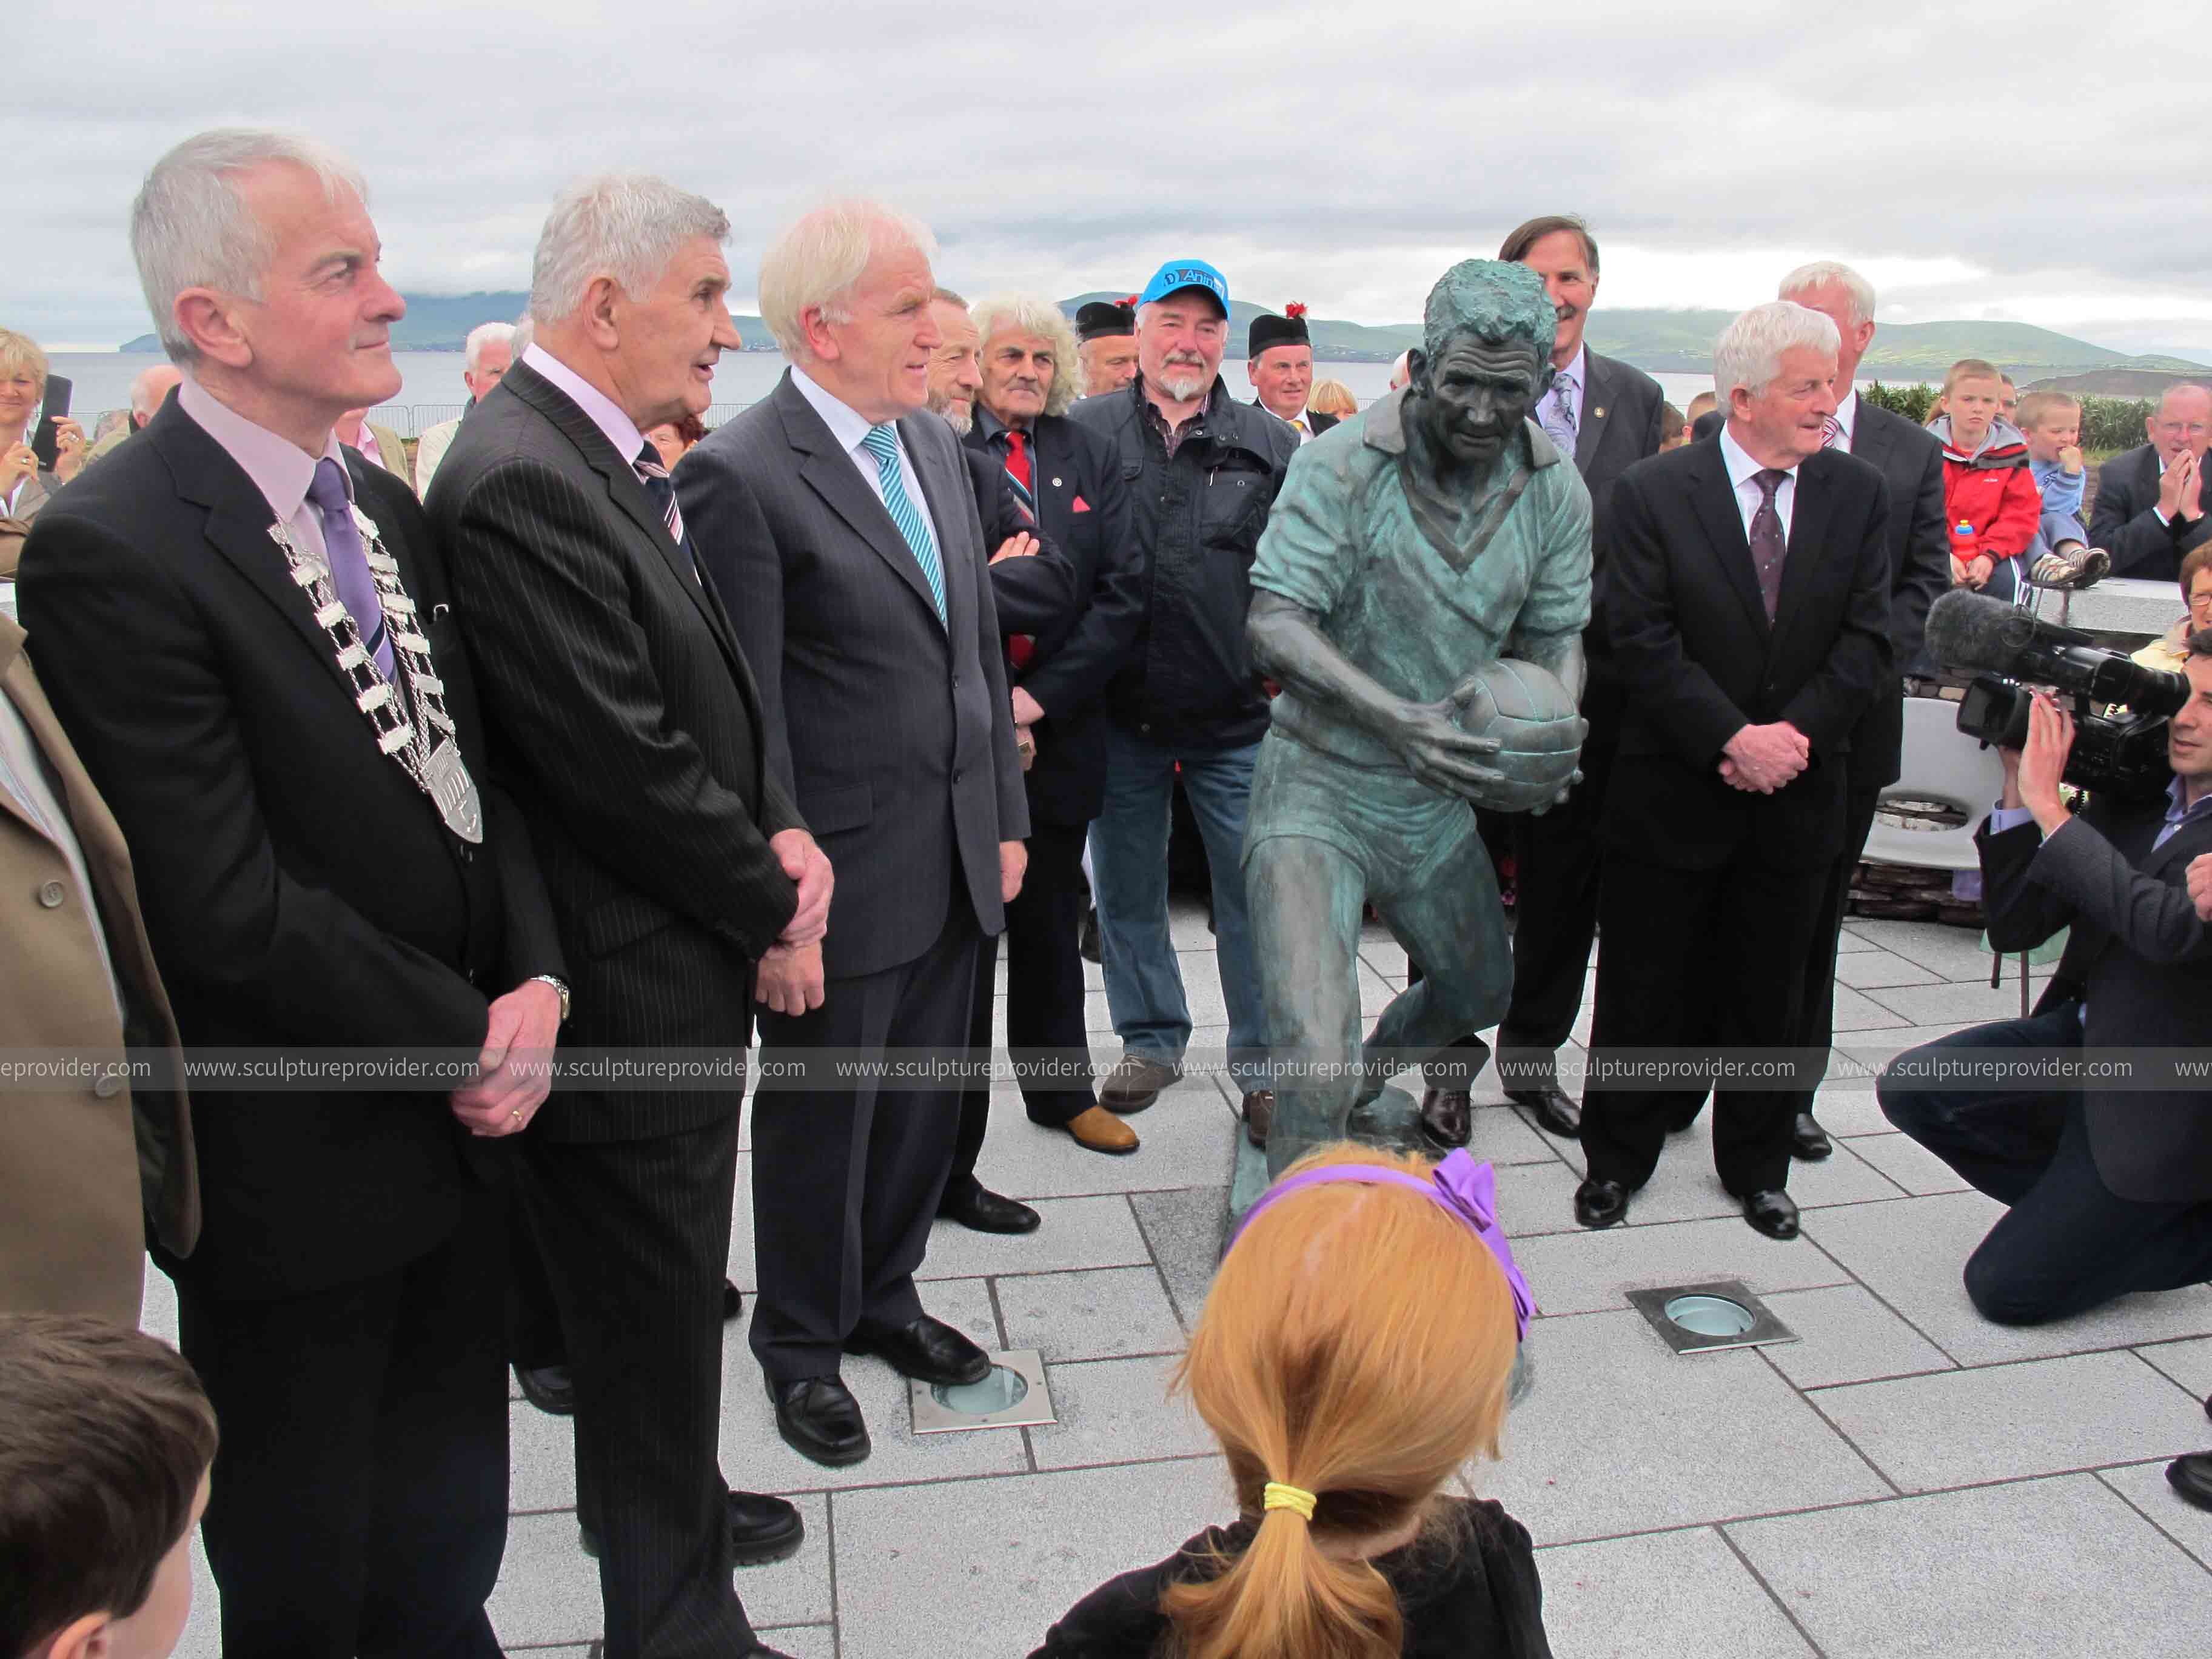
[{"xmin": 2092, "ymin": 383, "xmax": 2212, "ymax": 581}]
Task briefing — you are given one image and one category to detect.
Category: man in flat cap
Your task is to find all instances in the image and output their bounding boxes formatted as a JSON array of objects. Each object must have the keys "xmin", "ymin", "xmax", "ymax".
[
  {"xmin": 1248, "ymin": 304, "xmax": 1333, "ymax": 440},
  {"xmin": 1076, "ymin": 297, "xmax": 1140, "ymax": 397}
]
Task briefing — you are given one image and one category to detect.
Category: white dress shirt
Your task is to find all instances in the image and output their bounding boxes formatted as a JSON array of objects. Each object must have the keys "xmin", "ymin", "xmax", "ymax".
[
  {"xmin": 788, "ymin": 366, "xmax": 937, "ymax": 530},
  {"xmin": 524, "ymin": 343, "xmax": 648, "ymax": 471},
  {"xmin": 1718, "ymin": 424, "xmax": 1800, "ymax": 542},
  {"xmin": 1830, "ymin": 388, "xmax": 1859, "ymax": 453}
]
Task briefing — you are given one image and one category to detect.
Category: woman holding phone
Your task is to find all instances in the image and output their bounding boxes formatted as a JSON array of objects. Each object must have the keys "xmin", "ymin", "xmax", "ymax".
[{"xmin": 1, "ymin": 329, "xmax": 87, "ymax": 531}]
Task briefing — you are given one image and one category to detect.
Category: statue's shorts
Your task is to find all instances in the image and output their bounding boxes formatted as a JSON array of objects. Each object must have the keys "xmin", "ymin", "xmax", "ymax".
[{"xmin": 1241, "ymin": 726, "xmax": 1483, "ymax": 902}]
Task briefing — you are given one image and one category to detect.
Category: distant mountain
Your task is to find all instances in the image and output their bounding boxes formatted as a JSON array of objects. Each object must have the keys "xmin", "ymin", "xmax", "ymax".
[
  {"xmin": 121, "ymin": 289, "xmax": 779, "ymax": 352},
  {"xmin": 2145, "ymin": 346, "xmax": 2212, "ymax": 369}
]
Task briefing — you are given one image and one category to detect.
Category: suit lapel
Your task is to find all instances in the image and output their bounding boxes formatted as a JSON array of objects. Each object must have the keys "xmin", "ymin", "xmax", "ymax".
[
  {"xmin": 1574, "ymin": 352, "xmax": 1614, "ymax": 474},
  {"xmin": 504, "ymin": 363, "xmax": 739, "ymax": 659},
  {"xmin": 2140, "ymin": 805, "xmax": 2212, "ymax": 880},
  {"xmin": 1769, "ymin": 457, "xmax": 1835, "ymax": 660},
  {"xmin": 899, "ymin": 414, "xmax": 962, "ymax": 640},
  {"xmin": 774, "ymin": 378, "xmax": 943, "ymax": 623},
  {"xmin": 1686, "ymin": 443, "xmax": 1769, "ymax": 635},
  {"xmin": 1848, "ymin": 403, "xmax": 1889, "ymax": 470}
]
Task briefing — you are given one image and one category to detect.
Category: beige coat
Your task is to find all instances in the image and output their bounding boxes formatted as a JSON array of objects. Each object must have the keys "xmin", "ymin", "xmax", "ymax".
[{"xmin": 0, "ymin": 614, "xmax": 196, "ymax": 1321}]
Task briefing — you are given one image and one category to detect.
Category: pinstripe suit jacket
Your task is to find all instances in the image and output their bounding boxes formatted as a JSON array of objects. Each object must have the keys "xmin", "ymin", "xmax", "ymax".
[
  {"xmin": 680, "ymin": 374, "xmax": 1028, "ymax": 981},
  {"xmin": 427, "ymin": 359, "xmax": 804, "ymax": 1142}
]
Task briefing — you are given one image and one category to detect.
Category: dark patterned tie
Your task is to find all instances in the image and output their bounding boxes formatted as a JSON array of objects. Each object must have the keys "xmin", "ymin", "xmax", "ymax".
[
  {"xmin": 1003, "ymin": 429, "xmax": 1039, "ymax": 668},
  {"xmin": 1750, "ymin": 468, "xmax": 1789, "ymax": 623},
  {"xmin": 634, "ymin": 444, "xmax": 699, "ymax": 586}
]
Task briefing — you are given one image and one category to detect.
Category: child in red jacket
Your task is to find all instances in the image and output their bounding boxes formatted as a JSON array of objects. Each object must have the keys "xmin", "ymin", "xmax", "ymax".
[{"xmin": 1931, "ymin": 358, "xmax": 2041, "ymax": 600}]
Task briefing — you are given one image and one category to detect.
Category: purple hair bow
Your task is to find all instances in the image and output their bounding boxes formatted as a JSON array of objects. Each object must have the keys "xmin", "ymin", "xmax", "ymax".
[{"xmin": 1227, "ymin": 1148, "xmax": 1536, "ymax": 1339}]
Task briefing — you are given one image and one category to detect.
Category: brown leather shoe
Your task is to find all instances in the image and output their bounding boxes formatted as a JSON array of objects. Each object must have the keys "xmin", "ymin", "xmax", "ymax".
[
  {"xmin": 1099, "ymin": 1054, "xmax": 1180, "ymax": 1113},
  {"xmin": 1241, "ymin": 1089, "xmax": 1274, "ymax": 1148},
  {"xmin": 1065, "ymin": 1104, "xmax": 1139, "ymax": 1155}
]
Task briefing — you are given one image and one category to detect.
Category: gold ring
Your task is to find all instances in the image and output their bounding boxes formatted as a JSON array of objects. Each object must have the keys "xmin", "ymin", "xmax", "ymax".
[{"xmin": 509, "ymin": 1107, "xmax": 523, "ymax": 1123}]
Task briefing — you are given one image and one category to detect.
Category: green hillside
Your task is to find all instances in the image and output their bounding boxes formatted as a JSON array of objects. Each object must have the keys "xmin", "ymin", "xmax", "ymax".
[{"xmin": 121, "ymin": 289, "xmax": 779, "ymax": 352}]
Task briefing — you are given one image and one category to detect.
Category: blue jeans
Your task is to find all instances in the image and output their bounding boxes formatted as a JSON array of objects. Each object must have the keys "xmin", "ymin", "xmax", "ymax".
[
  {"xmin": 1088, "ymin": 725, "xmax": 1266, "ymax": 1090},
  {"xmin": 1878, "ymin": 1007, "xmax": 2212, "ymax": 1325}
]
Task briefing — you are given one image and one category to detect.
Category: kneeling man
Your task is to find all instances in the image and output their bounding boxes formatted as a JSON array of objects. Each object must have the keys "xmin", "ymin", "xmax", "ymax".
[{"xmin": 1879, "ymin": 668, "xmax": 2212, "ymax": 1325}]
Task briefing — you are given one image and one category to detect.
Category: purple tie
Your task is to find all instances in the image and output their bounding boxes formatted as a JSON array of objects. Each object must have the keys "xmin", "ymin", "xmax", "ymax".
[
  {"xmin": 1750, "ymin": 468, "xmax": 1789, "ymax": 623},
  {"xmin": 305, "ymin": 457, "xmax": 394, "ymax": 677}
]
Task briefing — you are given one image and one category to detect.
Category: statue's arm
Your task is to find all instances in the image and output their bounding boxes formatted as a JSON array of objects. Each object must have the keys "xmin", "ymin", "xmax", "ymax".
[{"xmin": 1248, "ymin": 589, "xmax": 1419, "ymax": 749}]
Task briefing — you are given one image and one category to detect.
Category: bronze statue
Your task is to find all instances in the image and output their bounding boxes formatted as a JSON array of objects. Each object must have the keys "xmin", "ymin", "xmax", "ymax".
[{"xmin": 1244, "ymin": 259, "xmax": 1594, "ymax": 1176}]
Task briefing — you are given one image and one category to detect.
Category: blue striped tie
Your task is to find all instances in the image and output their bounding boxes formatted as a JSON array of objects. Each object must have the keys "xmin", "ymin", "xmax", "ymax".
[{"xmin": 860, "ymin": 424, "xmax": 946, "ymax": 625}]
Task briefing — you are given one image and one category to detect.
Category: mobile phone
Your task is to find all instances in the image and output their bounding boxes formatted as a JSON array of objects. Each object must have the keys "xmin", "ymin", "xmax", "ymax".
[{"xmin": 30, "ymin": 376, "xmax": 73, "ymax": 472}]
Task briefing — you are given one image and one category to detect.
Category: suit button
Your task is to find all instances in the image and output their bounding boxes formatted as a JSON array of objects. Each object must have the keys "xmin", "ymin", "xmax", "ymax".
[
  {"xmin": 954, "ymin": 768, "xmax": 965, "ymax": 783},
  {"xmin": 37, "ymin": 880, "xmax": 64, "ymax": 908},
  {"xmin": 93, "ymin": 1073, "xmax": 123, "ymax": 1099}
]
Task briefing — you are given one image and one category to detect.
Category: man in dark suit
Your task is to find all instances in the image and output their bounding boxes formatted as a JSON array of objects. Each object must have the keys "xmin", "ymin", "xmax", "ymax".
[
  {"xmin": 1574, "ymin": 301, "xmax": 1891, "ymax": 1241},
  {"xmin": 679, "ymin": 201, "xmax": 1029, "ymax": 1469},
  {"xmin": 19, "ymin": 129, "xmax": 565, "ymax": 1659},
  {"xmin": 1246, "ymin": 306, "xmax": 1333, "ymax": 438},
  {"xmin": 948, "ymin": 292, "xmax": 1150, "ymax": 1216},
  {"xmin": 1879, "ymin": 665, "xmax": 2212, "ymax": 1328},
  {"xmin": 1421, "ymin": 213, "xmax": 1671, "ymax": 1148},
  {"xmin": 429, "ymin": 176, "xmax": 820, "ymax": 1659},
  {"xmin": 2090, "ymin": 383, "xmax": 2212, "ymax": 581}
]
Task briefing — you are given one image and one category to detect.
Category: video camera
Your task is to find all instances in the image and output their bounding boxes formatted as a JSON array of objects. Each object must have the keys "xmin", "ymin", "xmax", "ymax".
[{"xmin": 1923, "ymin": 588, "xmax": 2185, "ymax": 803}]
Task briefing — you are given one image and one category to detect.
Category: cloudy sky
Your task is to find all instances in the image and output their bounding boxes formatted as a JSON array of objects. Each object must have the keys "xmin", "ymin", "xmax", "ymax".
[{"xmin": 11, "ymin": 0, "xmax": 2207, "ymax": 354}]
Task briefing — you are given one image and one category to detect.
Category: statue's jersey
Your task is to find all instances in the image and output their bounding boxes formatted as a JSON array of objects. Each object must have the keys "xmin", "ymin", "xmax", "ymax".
[{"xmin": 1250, "ymin": 387, "xmax": 1592, "ymax": 769}]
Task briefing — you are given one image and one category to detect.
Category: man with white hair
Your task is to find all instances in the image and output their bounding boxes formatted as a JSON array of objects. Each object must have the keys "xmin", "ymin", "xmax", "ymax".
[
  {"xmin": 1574, "ymin": 300, "xmax": 1892, "ymax": 1241},
  {"xmin": 429, "ymin": 173, "xmax": 825, "ymax": 1657},
  {"xmin": 411, "ymin": 320, "xmax": 515, "ymax": 493},
  {"xmin": 679, "ymin": 200, "xmax": 1028, "ymax": 1470},
  {"xmin": 18, "ymin": 127, "xmax": 566, "ymax": 1656},
  {"xmin": 1387, "ymin": 349, "xmax": 1412, "ymax": 390},
  {"xmin": 81, "ymin": 361, "xmax": 183, "ymax": 466}
]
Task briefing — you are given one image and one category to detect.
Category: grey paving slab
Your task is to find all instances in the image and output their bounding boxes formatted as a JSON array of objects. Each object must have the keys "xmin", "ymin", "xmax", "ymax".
[
  {"xmin": 1510, "ymin": 1213, "xmax": 1852, "ymax": 1318},
  {"xmin": 2137, "ymin": 1335, "xmax": 2212, "ymax": 1399},
  {"xmin": 1802, "ymin": 1191, "xmax": 2212, "ymax": 1365},
  {"xmin": 1127, "ymin": 1184, "xmax": 1229, "ymax": 1331},
  {"xmin": 489, "ymin": 1493, "xmax": 833, "ymax": 1647},
  {"xmin": 1476, "ymin": 1309, "xmax": 1889, "ymax": 1543},
  {"xmin": 511, "ymin": 1395, "xmax": 579, "ymax": 1512},
  {"xmin": 967, "ymin": 1076, "xmax": 1235, "ymax": 1200},
  {"xmin": 138, "ymin": 1264, "xmax": 179, "ymax": 1346},
  {"xmin": 1728, "ymin": 1473, "xmax": 2212, "ymax": 1659},
  {"xmin": 1759, "ymin": 1284, "xmax": 1958, "ymax": 1389},
  {"xmin": 1857, "ymin": 974, "xmax": 2057, "ymax": 1028},
  {"xmin": 919, "ymin": 1195, "xmax": 1153, "ymax": 1279},
  {"xmin": 1835, "ymin": 923, "xmax": 1881, "ymax": 952},
  {"xmin": 2100, "ymin": 1458, "xmax": 2212, "ymax": 1567},
  {"xmin": 727, "ymin": 1149, "xmax": 757, "ymax": 1291},
  {"xmin": 756, "ymin": 1626, "xmax": 836, "ymax": 1659},
  {"xmin": 1813, "ymin": 1349, "xmax": 2210, "ymax": 1492},
  {"xmin": 996, "ymin": 1266, "xmax": 1187, "ymax": 1362},
  {"xmin": 1809, "ymin": 1081, "xmax": 1902, "ymax": 1137},
  {"xmin": 1534, "ymin": 1526, "xmax": 1816, "ymax": 1658},
  {"xmin": 1842, "ymin": 1127, "xmax": 1972, "ymax": 1195},
  {"xmin": 1456, "ymin": 1099, "xmax": 1584, "ymax": 1165},
  {"xmin": 1487, "ymin": 1158, "xmax": 1587, "ymax": 1236},
  {"xmin": 1605, "ymin": 1129, "xmax": 1903, "ymax": 1227},
  {"xmin": 1830, "ymin": 983, "xmax": 1915, "ymax": 1031},
  {"xmin": 1860, "ymin": 918, "xmax": 2031, "ymax": 981},
  {"xmin": 1028, "ymin": 1353, "xmax": 1215, "ymax": 1470},
  {"xmin": 830, "ymin": 1455, "xmax": 1231, "ymax": 1659},
  {"xmin": 1831, "ymin": 949, "xmax": 1944, "ymax": 990},
  {"xmin": 174, "ymin": 1534, "xmax": 219, "ymax": 1659}
]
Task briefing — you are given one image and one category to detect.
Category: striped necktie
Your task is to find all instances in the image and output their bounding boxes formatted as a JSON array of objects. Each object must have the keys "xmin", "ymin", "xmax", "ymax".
[
  {"xmin": 1822, "ymin": 415, "xmax": 1845, "ymax": 450},
  {"xmin": 1003, "ymin": 429, "xmax": 1038, "ymax": 668},
  {"xmin": 633, "ymin": 444, "xmax": 700, "ymax": 586},
  {"xmin": 860, "ymin": 424, "xmax": 947, "ymax": 625}
]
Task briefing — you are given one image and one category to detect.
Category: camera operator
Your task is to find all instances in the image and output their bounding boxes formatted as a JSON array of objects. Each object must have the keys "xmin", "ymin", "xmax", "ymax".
[{"xmin": 1877, "ymin": 646, "xmax": 2212, "ymax": 1329}]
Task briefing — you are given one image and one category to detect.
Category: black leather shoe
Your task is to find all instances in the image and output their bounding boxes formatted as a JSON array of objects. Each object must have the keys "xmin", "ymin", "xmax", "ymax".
[
  {"xmin": 579, "ymin": 1489, "xmax": 805, "ymax": 1566},
  {"xmin": 1574, "ymin": 1178, "xmax": 1631, "ymax": 1229},
  {"xmin": 769, "ymin": 1375, "xmax": 871, "ymax": 1467},
  {"xmin": 724, "ymin": 1279, "xmax": 743, "ymax": 1322},
  {"xmin": 843, "ymin": 1314, "xmax": 991, "ymax": 1386},
  {"xmin": 1418, "ymin": 1087, "xmax": 1472, "ymax": 1149},
  {"xmin": 515, "ymin": 1364, "xmax": 575, "ymax": 1416},
  {"xmin": 2167, "ymin": 1451, "xmax": 2212, "ymax": 1513},
  {"xmin": 939, "ymin": 1185, "xmax": 1042, "ymax": 1234},
  {"xmin": 1741, "ymin": 1188, "xmax": 1801, "ymax": 1239},
  {"xmin": 1079, "ymin": 906, "xmax": 1102, "ymax": 964},
  {"xmin": 1789, "ymin": 1111, "xmax": 1833, "ymax": 1161},
  {"xmin": 1509, "ymin": 1085, "xmax": 1582, "ymax": 1139}
]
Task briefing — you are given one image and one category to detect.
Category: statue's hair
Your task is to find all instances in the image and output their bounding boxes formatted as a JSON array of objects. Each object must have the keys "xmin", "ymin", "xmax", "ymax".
[{"xmin": 1421, "ymin": 260, "xmax": 1555, "ymax": 368}]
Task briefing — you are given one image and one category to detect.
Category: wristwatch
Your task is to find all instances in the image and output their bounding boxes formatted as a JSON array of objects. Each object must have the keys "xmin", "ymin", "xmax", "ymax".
[{"xmin": 529, "ymin": 973, "xmax": 572, "ymax": 1022}]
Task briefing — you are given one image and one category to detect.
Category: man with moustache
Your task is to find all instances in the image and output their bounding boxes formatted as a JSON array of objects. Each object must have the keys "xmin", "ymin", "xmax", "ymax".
[
  {"xmin": 1075, "ymin": 296, "xmax": 1139, "ymax": 395},
  {"xmin": 1070, "ymin": 259, "xmax": 1298, "ymax": 1146},
  {"xmin": 680, "ymin": 201, "xmax": 1028, "ymax": 1467},
  {"xmin": 947, "ymin": 291, "xmax": 1148, "ymax": 1213},
  {"xmin": 1247, "ymin": 304, "xmax": 1334, "ymax": 439},
  {"xmin": 19, "ymin": 128, "xmax": 565, "ymax": 1657},
  {"xmin": 1418, "ymin": 214, "xmax": 1669, "ymax": 1150},
  {"xmin": 429, "ymin": 173, "xmax": 819, "ymax": 1658},
  {"xmin": 1575, "ymin": 301, "xmax": 1892, "ymax": 1240}
]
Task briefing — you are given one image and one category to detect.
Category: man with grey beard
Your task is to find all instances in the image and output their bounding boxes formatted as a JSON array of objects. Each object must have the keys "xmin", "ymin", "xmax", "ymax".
[
  {"xmin": 1067, "ymin": 258, "xmax": 1298, "ymax": 1147},
  {"xmin": 924, "ymin": 287, "xmax": 982, "ymax": 434}
]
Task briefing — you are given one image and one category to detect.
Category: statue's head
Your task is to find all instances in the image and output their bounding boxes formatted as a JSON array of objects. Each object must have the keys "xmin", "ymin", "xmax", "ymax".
[{"xmin": 1408, "ymin": 260, "xmax": 1555, "ymax": 469}]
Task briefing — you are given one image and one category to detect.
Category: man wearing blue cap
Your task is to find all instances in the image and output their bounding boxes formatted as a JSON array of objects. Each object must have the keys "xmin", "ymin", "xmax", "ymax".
[{"xmin": 1069, "ymin": 259, "xmax": 1300, "ymax": 1141}]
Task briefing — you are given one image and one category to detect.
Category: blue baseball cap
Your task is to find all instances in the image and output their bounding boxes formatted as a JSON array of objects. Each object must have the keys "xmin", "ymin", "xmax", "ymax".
[{"xmin": 1138, "ymin": 258, "xmax": 1230, "ymax": 317}]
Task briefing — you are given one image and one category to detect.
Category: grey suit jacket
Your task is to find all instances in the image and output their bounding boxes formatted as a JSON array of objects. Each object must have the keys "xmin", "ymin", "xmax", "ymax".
[{"xmin": 680, "ymin": 373, "xmax": 1028, "ymax": 981}]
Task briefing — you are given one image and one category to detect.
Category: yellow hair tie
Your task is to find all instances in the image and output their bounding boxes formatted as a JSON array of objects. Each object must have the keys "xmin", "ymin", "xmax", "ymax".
[{"xmin": 1262, "ymin": 1481, "xmax": 1317, "ymax": 1521}]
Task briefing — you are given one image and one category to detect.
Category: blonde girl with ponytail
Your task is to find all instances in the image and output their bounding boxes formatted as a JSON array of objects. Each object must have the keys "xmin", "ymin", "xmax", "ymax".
[{"xmin": 1029, "ymin": 1144, "xmax": 1547, "ymax": 1659}]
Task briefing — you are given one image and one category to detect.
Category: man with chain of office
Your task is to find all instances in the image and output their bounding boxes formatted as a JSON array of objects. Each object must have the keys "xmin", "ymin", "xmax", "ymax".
[{"xmin": 1244, "ymin": 258, "xmax": 1593, "ymax": 1177}]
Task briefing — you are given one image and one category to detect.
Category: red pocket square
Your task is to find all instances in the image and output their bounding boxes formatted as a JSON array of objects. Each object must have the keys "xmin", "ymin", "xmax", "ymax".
[{"xmin": 1071, "ymin": 495, "xmax": 1091, "ymax": 513}]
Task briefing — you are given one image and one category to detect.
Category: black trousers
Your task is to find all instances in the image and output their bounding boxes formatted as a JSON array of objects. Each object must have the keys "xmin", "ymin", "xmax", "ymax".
[
  {"xmin": 950, "ymin": 821, "xmax": 1094, "ymax": 1204},
  {"xmin": 1879, "ymin": 1008, "xmax": 2212, "ymax": 1324},
  {"xmin": 1580, "ymin": 851, "xmax": 1829, "ymax": 1196},
  {"xmin": 1777, "ymin": 783, "xmax": 1882, "ymax": 1114},
  {"xmin": 751, "ymin": 902, "xmax": 978, "ymax": 1382},
  {"xmin": 518, "ymin": 1110, "xmax": 754, "ymax": 1659},
  {"xmin": 176, "ymin": 1207, "xmax": 508, "ymax": 1659}
]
